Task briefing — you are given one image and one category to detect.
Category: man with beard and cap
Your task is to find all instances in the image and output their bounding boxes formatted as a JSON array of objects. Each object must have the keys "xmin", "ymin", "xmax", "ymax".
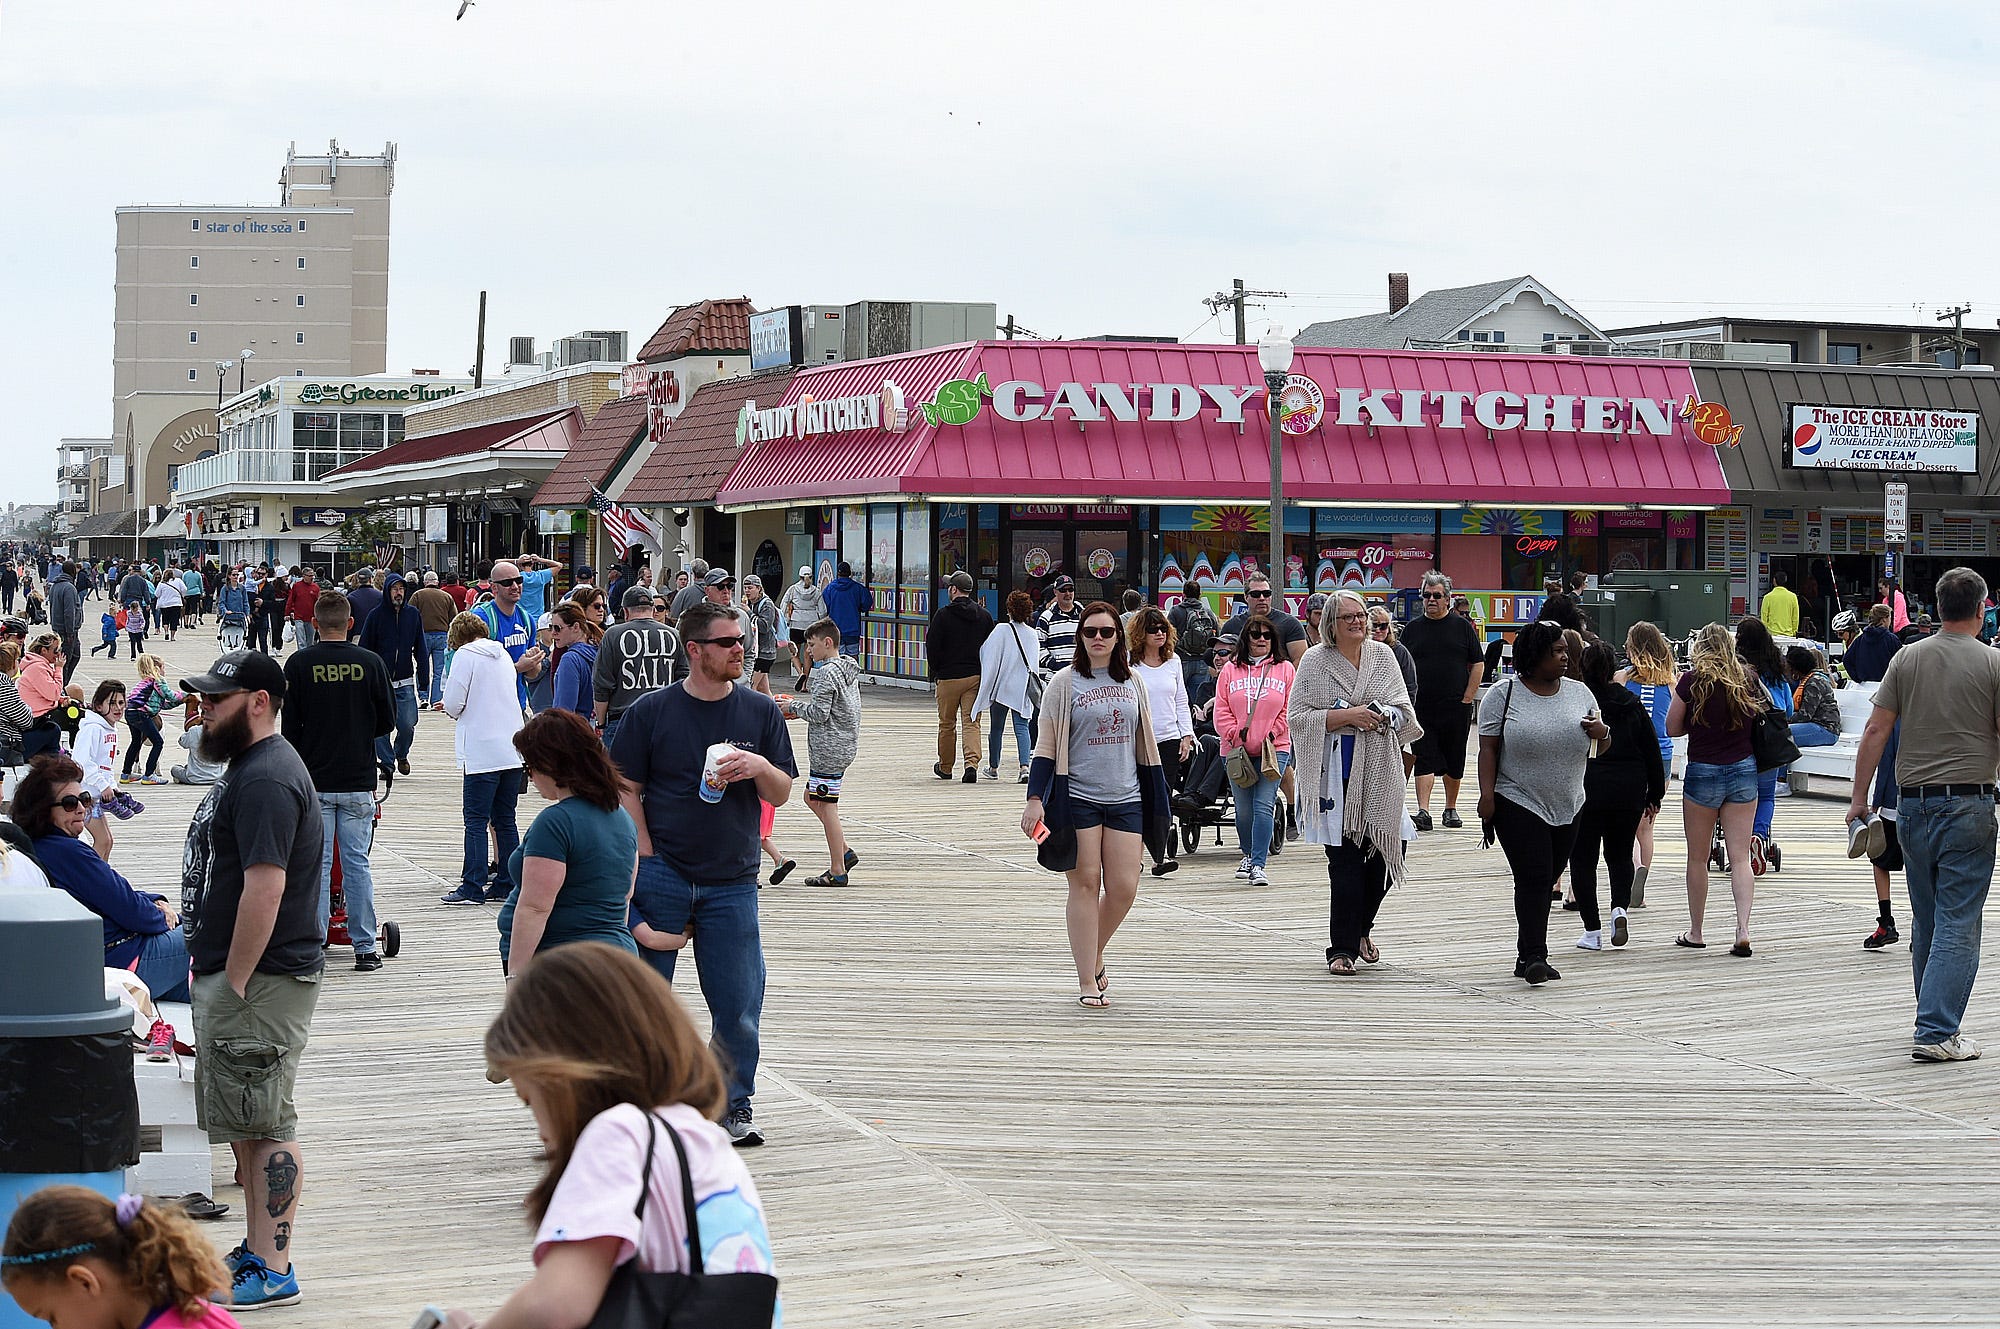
[
  {"xmin": 176, "ymin": 649, "xmax": 323, "ymax": 1310},
  {"xmin": 282, "ymin": 592, "xmax": 395, "ymax": 971},
  {"xmin": 357, "ymin": 572, "xmax": 430, "ymax": 777}
]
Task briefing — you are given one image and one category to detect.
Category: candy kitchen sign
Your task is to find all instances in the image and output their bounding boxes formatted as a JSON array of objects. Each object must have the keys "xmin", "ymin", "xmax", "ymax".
[{"xmin": 899, "ymin": 373, "xmax": 1692, "ymax": 436}]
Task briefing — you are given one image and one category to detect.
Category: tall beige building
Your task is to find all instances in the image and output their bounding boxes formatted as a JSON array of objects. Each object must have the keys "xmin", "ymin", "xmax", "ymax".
[{"xmin": 101, "ymin": 141, "xmax": 395, "ymax": 525}]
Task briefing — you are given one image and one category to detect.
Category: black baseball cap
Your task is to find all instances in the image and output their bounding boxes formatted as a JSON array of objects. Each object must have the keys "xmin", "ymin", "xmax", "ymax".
[
  {"xmin": 181, "ymin": 649, "xmax": 287, "ymax": 703},
  {"xmin": 622, "ymin": 585, "xmax": 657, "ymax": 609},
  {"xmin": 1052, "ymin": 575, "xmax": 1076, "ymax": 591}
]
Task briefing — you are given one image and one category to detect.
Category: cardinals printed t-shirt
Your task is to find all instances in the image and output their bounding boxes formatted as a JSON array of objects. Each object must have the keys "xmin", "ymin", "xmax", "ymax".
[
  {"xmin": 1066, "ymin": 676, "xmax": 1141, "ymax": 805},
  {"xmin": 537, "ymin": 1103, "xmax": 778, "ymax": 1320}
]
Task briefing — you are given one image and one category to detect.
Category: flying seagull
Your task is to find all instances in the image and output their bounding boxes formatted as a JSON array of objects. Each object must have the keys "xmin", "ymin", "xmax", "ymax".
[{"xmin": 456, "ymin": 0, "xmax": 474, "ymax": 17}]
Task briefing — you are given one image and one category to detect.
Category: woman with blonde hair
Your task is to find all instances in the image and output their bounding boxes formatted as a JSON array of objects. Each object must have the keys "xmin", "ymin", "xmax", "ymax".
[
  {"xmin": 1667, "ymin": 623, "xmax": 1762, "ymax": 955},
  {"xmin": 1290, "ymin": 589, "xmax": 1421, "ymax": 974},
  {"xmin": 451, "ymin": 943, "xmax": 777, "ymax": 1328},
  {"xmin": 1617, "ymin": 621, "xmax": 1678, "ymax": 901},
  {"xmin": 118, "ymin": 655, "xmax": 183, "ymax": 786}
]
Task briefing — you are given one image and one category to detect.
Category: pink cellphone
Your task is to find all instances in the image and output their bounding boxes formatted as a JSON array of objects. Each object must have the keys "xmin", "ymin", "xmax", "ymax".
[{"xmin": 1029, "ymin": 820, "xmax": 1051, "ymax": 844}]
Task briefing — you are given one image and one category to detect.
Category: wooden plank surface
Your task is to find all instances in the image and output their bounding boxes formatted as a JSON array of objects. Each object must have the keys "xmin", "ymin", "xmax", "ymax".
[{"xmin": 86, "ymin": 628, "xmax": 1999, "ymax": 1327}]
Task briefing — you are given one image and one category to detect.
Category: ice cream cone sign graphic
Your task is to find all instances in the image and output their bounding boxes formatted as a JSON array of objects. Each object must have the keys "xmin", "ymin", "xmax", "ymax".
[{"xmin": 1680, "ymin": 394, "xmax": 1743, "ymax": 448}]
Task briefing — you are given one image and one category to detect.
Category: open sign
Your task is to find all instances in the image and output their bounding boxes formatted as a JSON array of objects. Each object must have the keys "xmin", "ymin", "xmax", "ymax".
[{"xmin": 1515, "ymin": 536, "xmax": 1560, "ymax": 557}]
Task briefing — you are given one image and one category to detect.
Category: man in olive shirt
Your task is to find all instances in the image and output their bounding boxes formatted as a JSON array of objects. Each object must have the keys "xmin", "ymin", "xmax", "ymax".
[{"xmin": 1850, "ymin": 566, "xmax": 2000, "ymax": 1063}]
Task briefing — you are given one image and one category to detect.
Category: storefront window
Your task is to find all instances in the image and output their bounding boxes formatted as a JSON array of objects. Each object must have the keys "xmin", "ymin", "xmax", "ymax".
[
  {"xmin": 900, "ymin": 504, "xmax": 930, "ymax": 618},
  {"xmin": 1011, "ymin": 526, "xmax": 1065, "ymax": 601},
  {"xmin": 841, "ymin": 507, "xmax": 866, "ymax": 573},
  {"xmin": 1074, "ymin": 526, "xmax": 1128, "ymax": 604},
  {"xmin": 868, "ymin": 504, "xmax": 897, "ymax": 594}
]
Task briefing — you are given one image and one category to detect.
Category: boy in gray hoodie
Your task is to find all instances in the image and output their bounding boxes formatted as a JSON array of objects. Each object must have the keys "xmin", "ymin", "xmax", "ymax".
[{"xmin": 782, "ymin": 617, "xmax": 862, "ymax": 887}]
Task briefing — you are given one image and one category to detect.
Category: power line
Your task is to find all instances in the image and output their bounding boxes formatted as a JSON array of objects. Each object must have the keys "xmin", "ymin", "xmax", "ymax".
[{"xmin": 1204, "ymin": 277, "xmax": 1287, "ymax": 344}]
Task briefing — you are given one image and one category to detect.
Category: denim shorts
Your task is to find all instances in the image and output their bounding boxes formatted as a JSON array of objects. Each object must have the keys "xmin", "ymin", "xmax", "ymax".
[
  {"xmin": 1071, "ymin": 798, "xmax": 1143, "ymax": 834},
  {"xmin": 1683, "ymin": 756, "xmax": 1759, "ymax": 809}
]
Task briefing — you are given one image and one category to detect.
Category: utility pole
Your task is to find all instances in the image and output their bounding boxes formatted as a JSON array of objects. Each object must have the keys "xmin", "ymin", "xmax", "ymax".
[
  {"xmin": 1937, "ymin": 303, "xmax": 1973, "ymax": 367},
  {"xmin": 1205, "ymin": 278, "xmax": 1288, "ymax": 344},
  {"xmin": 1003, "ymin": 314, "xmax": 1015, "ymax": 340},
  {"xmin": 473, "ymin": 289, "xmax": 488, "ymax": 389}
]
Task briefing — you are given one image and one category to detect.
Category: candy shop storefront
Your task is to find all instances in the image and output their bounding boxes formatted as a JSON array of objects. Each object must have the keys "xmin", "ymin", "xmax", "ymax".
[{"xmin": 715, "ymin": 341, "xmax": 1734, "ymax": 680}]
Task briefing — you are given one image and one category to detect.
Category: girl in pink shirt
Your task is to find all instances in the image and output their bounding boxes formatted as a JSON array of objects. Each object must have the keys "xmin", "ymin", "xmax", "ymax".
[
  {"xmin": 450, "ymin": 942, "xmax": 779, "ymax": 1329},
  {"xmin": 2, "ymin": 1188, "xmax": 241, "ymax": 1329},
  {"xmin": 1212, "ymin": 613, "xmax": 1297, "ymax": 883}
]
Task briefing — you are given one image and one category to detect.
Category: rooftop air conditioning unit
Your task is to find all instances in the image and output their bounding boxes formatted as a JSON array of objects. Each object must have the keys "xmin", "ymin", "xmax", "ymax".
[{"xmin": 509, "ymin": 336, "xmax": 535, "ymax": 365}]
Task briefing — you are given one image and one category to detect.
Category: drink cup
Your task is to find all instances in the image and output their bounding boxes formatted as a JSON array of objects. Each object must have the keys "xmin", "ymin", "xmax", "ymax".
[{"xmin": 700, "ymin": 742, "xmax": 735, "ymax": 803}]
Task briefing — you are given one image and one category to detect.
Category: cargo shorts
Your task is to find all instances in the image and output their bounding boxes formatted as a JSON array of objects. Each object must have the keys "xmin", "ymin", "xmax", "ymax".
[{"xmin": 191, "ymin": 969, "xmax": 321, "ymax": 1143}]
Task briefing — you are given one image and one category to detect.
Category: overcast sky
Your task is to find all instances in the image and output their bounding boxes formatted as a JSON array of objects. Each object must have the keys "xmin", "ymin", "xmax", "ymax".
[{"xmin": 4, "ymin": 1, "xmax": 1997, "ymax": 503}]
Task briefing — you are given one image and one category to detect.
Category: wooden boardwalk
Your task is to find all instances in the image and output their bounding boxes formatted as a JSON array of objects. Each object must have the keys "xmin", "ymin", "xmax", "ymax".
[{"xmin": 88, "ymin": 629, "xmax": 2000, "ymax": 1327}]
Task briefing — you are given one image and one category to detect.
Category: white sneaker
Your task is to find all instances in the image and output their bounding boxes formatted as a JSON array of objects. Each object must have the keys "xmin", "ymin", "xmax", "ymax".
[
  {"xmin": 1247, "ymin": 865, "xmax": 1269, "ymax": 886},
  {"xmin": 1576, "ymin": 930, "xmax": 1603, "ymax": 951},
  {"xmin": 1772, "ymin": 782, "xmax": 1792, "ymax": 798},
  {"xmin": 1847, "ymin": 817, "xmax": 1873, "ymax": 859},
  {"xmin": 1610, "ymin": 908, "xmax": 1629, "ymax": 948},
  {"xmin": 979, "ymin": 766, "xmax": 999, "ymax": 780},
  {"xmin": 1913, "ymin": 1034, "xmax": 1982, "ymax": 1062},
  {"xmin": 1234, "ymin": 857, "xmax": 1253, "ymax": 880}
]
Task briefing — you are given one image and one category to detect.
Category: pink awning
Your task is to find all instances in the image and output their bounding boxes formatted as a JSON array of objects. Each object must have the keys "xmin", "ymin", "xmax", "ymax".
[{"xmin": 715, "ymin": 342, "xmax": 1731, "ymax": 509}]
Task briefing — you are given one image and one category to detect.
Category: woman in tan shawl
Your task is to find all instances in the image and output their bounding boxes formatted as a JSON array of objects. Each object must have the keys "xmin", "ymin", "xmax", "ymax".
[{"xmin": 1288, "ymin": 589, "xmax": 1422, "ymax": 976}]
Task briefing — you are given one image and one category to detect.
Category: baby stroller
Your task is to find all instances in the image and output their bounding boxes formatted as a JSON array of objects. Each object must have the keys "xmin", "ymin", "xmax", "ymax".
[
  {"xmin": 1171, "ymin": 731, "xmax": 1234, "ymax": 854},
  {"xmin": 325, "ymin": 776, "xmax": 401, "ymax": 958}
]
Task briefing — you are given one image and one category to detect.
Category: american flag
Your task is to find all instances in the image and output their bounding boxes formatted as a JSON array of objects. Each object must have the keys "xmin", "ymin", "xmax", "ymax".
[{"xmin": 588, "ymin": 487, "xmax": 637, "ymax": 559}]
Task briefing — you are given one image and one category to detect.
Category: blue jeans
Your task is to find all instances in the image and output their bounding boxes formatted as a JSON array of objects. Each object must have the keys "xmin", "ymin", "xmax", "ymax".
[
  {"xmin": 375, "ymin": 682, "xmax": 419, "ymax": 770},
  {"xmin": 1754, "ymin": 768, "xmax": 1778, "ymax": 840},
  {"xmin": 632, "ymin": 856, "xmax": 764, "ymax": 1116},
  {"xmin": 131, "ymin": 926, "xmax": 190, "ymax": 1003},
  {"xmin": 1898, "ymin": 791, "xmax": 1995, "ymax": 1045},
  {"xmin": 1232, "ymin": 748, "xmax": 1293, "ymax": 866},
  {"xmin": 987, "ymin": 703, "xmax": 1031, "ymax": 770},
  {"xmin": 838, "ymin": 638, "xmax": 861, "ymax": 660},
  {"xmin": 319, "ymin": 791, "xmax": 379, "ymax": 955},
  {"xmin": 461, "ymin": 769, "xmax": 523, "ymax": 895},
  {"xmin": 422, "ymin": 632, "xmax": 449, "ymax": 704},
  {"xmin": 1790, "ymin": 721, "xmax": 1837, "ymax": 747}
]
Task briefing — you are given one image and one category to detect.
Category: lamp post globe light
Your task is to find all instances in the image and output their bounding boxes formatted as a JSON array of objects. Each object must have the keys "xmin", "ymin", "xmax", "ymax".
[
  {"xmin": 214, "ymin": 359, "xmax": 234, "ymax": 408},
  {"xmin": 238, "ymin": 347, "xmax": 255, "ymax": 395},
  {"xmin": 1257, "ymin": 332, "xmax": 1295, "ymax": 596}
]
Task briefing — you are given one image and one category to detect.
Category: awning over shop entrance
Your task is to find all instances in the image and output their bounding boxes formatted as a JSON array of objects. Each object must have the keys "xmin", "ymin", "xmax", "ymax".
[
  {"xmin": 321, "ymin": 408, "xmax": 579, "ymax": 506},
  {"xmin": 715, "ymin": 342, "xmax": 1733, "ymax": 511}
]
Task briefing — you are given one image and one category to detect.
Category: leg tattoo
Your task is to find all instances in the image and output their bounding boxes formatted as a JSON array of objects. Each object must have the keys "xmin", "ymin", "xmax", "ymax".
[
  {"xmin": 273, "ymin": 1222, "xmax": 291, "ymax": 1252},
  {"xmin": 264, "ymin": 1150, "xmax": 299, "ymax": 1219}
]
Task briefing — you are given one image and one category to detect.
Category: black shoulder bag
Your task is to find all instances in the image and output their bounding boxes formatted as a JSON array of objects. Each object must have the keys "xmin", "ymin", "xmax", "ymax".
[
  {"xmin": 1750, "ymin": 699, "xmax": 1800, "ymax": 774},
  {"xmin": 1480, "ymin": 680, "xmax": 1515, "ymax": 849},
  {"xmin": 584, "ymin": 1113, "xmax": 778, "ymax": 1329}
]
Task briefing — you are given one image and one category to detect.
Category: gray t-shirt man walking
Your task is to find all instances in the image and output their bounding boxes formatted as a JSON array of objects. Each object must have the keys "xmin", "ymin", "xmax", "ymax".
[{"xmin": 1851, "ymin": 565, "xmax": 2000, "ymax": 1063}]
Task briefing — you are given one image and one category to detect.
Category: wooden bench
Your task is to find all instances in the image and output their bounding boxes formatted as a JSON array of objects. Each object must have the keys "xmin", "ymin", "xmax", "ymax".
[{"xmin": 129, "ymin": 1000, "xmax": 211, "ymax": 1199}]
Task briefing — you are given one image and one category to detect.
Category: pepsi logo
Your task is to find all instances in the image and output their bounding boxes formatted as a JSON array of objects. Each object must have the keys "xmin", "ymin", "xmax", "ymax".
[{"xmin": 1793, "ymin": 422, "xmax": 1820, "ymax": 456}]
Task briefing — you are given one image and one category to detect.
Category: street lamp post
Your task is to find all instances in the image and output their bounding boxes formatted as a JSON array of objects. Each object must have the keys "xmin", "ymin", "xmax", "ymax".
[
  {"xmin": 1257, "ymin": 333, "xmax": 1295, "ymax": 596},
  {"xmin": 238, "ymin": 348, "xmax": 255, "ymax": 395},
  {"xmin": 214, "ymin": 359, "xmax": 234, "ymax": 408}
]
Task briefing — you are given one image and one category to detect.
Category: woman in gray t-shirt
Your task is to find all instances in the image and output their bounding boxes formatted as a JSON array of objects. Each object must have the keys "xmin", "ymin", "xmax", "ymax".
[{"xmin": 1477, "ymin": 621, "xmax": 1609, "ymax": 986}]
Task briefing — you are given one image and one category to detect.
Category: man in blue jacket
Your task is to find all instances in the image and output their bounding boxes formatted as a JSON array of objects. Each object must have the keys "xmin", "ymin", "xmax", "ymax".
[
  {"xmin": 821, "ymin": 561, "xmax": 873, "ymax": 661},
  {"xmin": 357, "ymin": 573, "xmax": 429, "ymax": 777}
]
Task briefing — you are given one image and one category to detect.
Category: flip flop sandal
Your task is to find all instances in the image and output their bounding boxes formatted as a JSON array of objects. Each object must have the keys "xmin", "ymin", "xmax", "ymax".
[
  {"xmin": 1358, "ymin": 939, "xmax": 1380, "ymax": 964},
  {"xmin": 171, "ymin": 1193, "xmax": 229, "ymax": 1221},
  {"xmin": 1077, "ymin": 992, "xmax": 1110, "ymax": 1008},
  {"xmin": 1095, "ymin": 966, "xmax": 1107, "ymax": 992},
  {"xmin": 1675, "ymin": 933, "xmax": 1708, "ymax": 948},
  {"xmin": 1730, "ymin": 941, "xmax": 1753, "ymax": 957},
  {"xmin": 768, "ymin": 859, "xmax": 797, "ymax": 884},
  {"xmin": 1327, "ymin": 957, "xmax": 1358, "ymax": 976}
]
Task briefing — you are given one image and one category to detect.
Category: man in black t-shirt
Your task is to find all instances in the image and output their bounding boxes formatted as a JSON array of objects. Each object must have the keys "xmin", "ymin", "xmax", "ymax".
[
  {"xmin": 281, "ymin": 591, "xmax": 395, "ymax": 972},
  {"xmin": 1402, "ymin": 572, "xmax": 1486, "ymax": 830},
  {"xmin": 1221, "ymin": 572, "xmax": 1309, "ymax": 666},
  {"xmin": 176, "ymin": 649, "xmax": 324, "ymax": 1308},
  {"xmin": 609, "ymin": 601, "xmax": 797, "ymax": 1149}
]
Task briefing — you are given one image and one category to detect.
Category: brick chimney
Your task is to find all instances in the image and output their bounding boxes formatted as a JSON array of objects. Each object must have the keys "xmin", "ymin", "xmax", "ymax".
[{"xmin": 1388, "ymin": 273, "xmax": 1411, "ymax": 314}]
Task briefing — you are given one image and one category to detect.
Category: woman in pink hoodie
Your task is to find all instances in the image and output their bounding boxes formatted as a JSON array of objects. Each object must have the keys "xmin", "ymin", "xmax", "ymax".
[{"xmin": 1212, "ymin": 614, "xmax": 1295, "ymax": 885}]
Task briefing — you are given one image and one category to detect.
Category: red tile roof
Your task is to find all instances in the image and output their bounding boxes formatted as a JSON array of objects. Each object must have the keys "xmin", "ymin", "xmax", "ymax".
[
  {"xmin": 325, "ymin": 409, "xmax": 573, "ymax": 477},
  {"xmin": 637, "ymin": 298, "xmax": 754, "ymax": 363},
  {"xmin": 620, "ymin": 367, "xmax": 798, "ymax": 506},
  {"xmin": 534, "ymin": 393, "xmax": 648, "ymax": 507}
]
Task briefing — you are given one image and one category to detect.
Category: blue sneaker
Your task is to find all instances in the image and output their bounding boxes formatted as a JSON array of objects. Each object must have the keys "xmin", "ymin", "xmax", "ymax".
[
  {"xmin": 223, "ymin": 1242, "xmax": 249, "ymax": 1274},
  {"xmin": 229, "ymin": 1253, "xmax": 301, "ymax": 1311}
]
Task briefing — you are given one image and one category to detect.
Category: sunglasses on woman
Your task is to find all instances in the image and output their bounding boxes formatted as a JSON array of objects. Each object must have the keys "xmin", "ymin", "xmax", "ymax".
[
  {"xmin": 1247, "ymin": 631, "xmax": 1275, "ymax": 640},
  {"xmin": 1080, "ymin": 625, "xmax": 1120, "ymax": 639},
  {"xmin": 57, "ymin": 792, "xmax": 96, "ymax": 811}
]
